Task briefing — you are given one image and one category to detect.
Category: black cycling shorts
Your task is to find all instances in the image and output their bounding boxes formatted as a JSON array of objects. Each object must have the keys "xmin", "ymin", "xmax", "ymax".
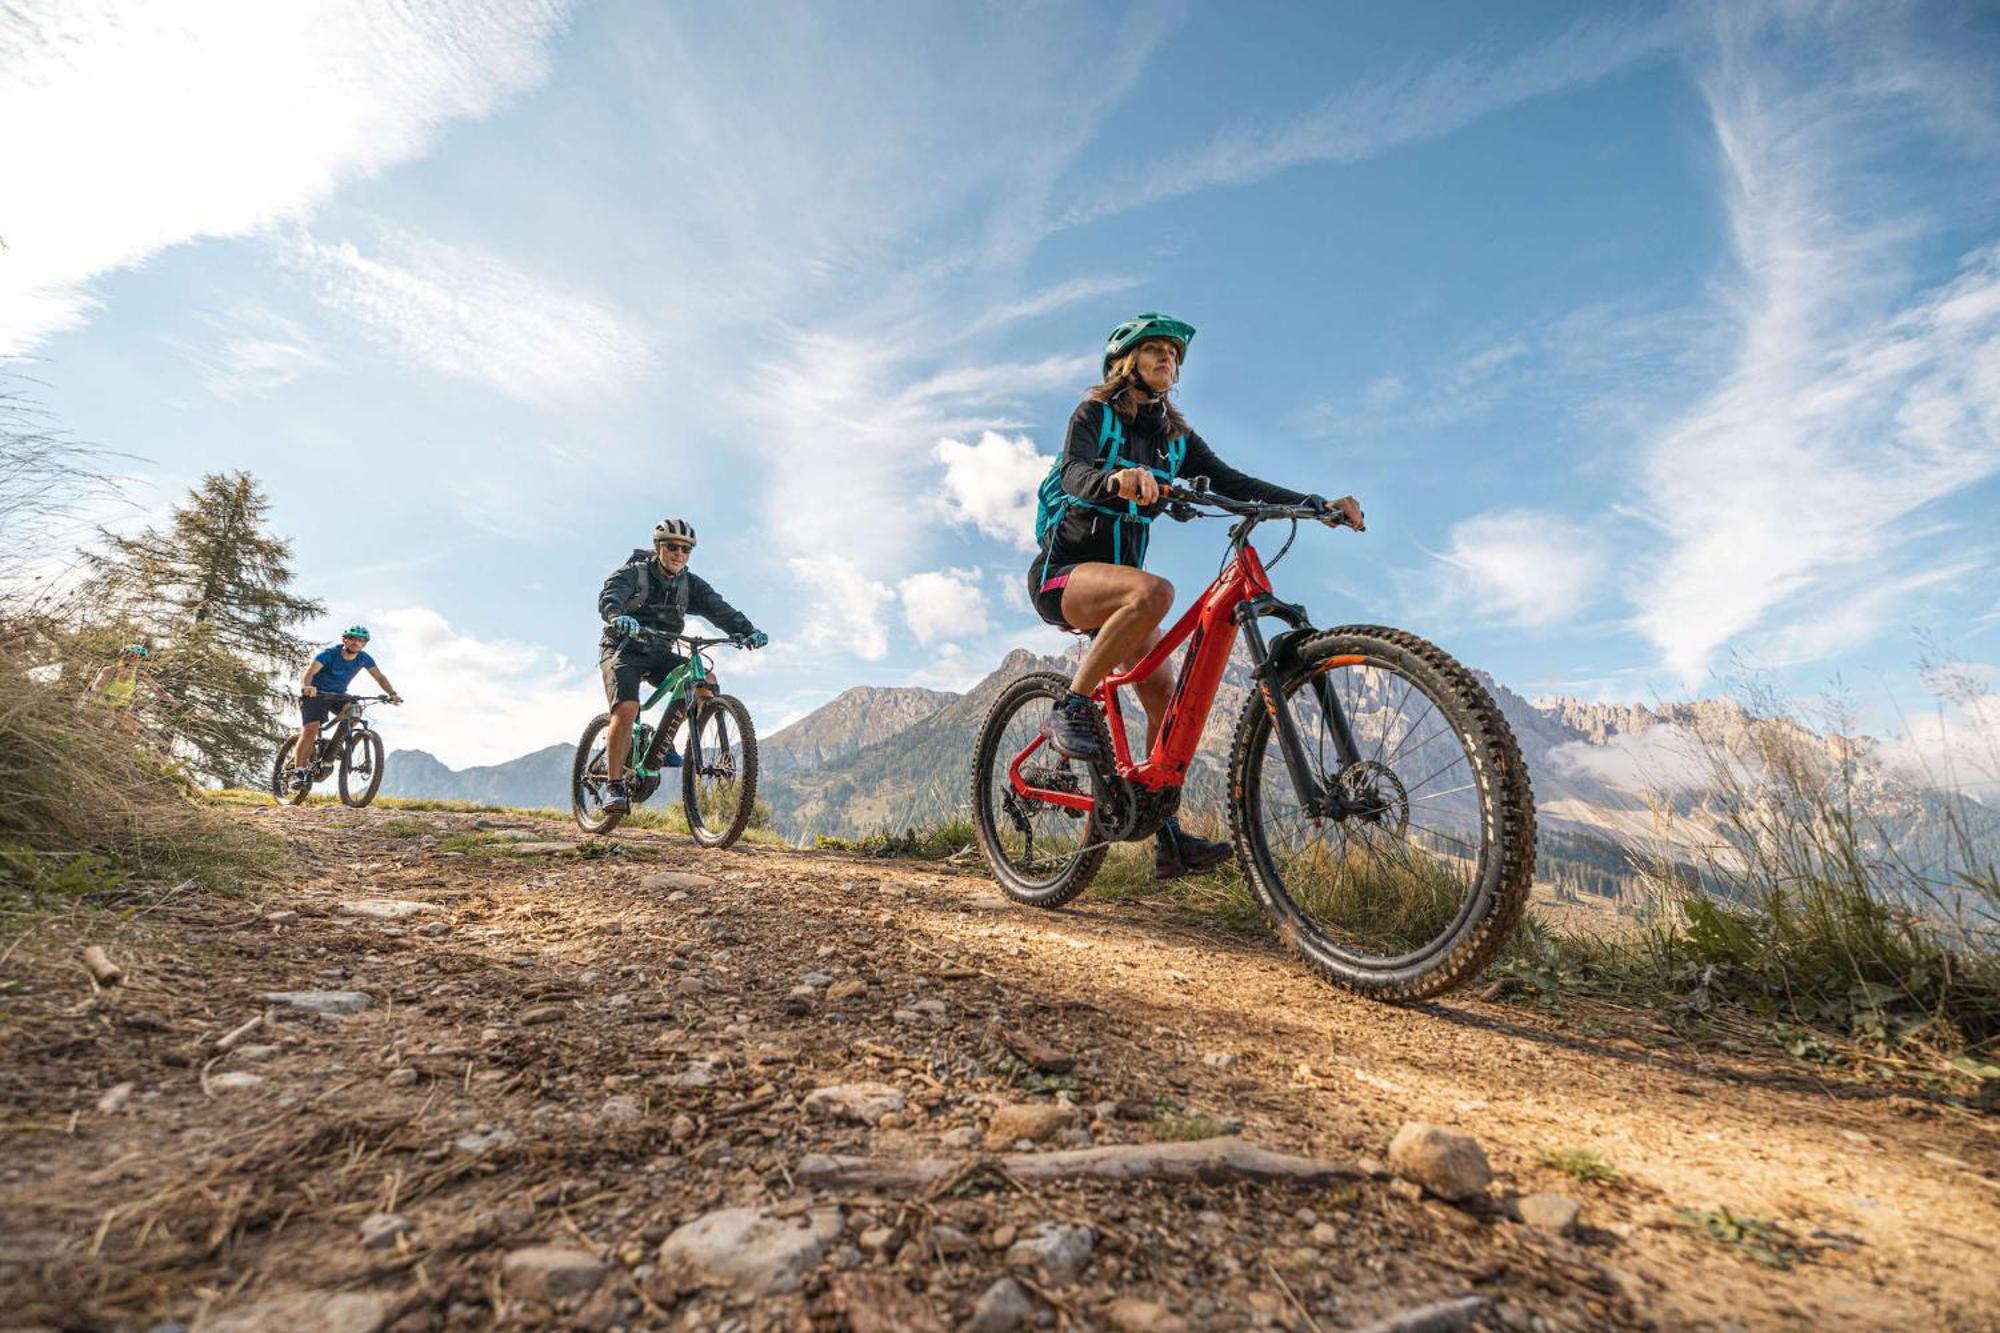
[
  {"xmin": 600, "ymin": 641, "xmax": 716, "ymax": 706},
  {"xmin": 1028, "ymin": 562, "xmax": 1080, "ymax": 631},
  {"xmin": 299, "ymin": 693, "xmax": 352, "ymax": 726}
]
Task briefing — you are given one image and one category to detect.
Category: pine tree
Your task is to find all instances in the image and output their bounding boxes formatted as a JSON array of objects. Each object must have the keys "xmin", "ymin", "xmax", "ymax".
[{"xmin": 90, "ymin": 472, "xmax": 323, "ymax": 785}]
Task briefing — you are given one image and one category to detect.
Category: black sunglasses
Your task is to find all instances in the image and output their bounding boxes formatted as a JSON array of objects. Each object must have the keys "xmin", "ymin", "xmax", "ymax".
[{"xmin": 656, "ymin": 541, "xmax": 693, "ymax": 555}]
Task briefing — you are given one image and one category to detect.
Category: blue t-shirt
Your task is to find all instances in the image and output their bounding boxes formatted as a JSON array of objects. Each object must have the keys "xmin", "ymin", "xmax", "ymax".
[{"xmin": 312, "ymin": 646, "xmax": 376, "ymax": 694}]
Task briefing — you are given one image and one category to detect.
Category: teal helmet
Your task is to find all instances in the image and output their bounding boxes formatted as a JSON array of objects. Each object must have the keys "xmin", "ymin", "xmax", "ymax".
[
  {"xmin": 342, "ymin": 625, "xmax": 371, "ymax": 641},
  {"xmin": 121, "ymin": 644, "xmax": 149, "ymax": 658},
  {"xmin": 1103, "ymin": 312, "xmax": 1195, "ymax": 376}
]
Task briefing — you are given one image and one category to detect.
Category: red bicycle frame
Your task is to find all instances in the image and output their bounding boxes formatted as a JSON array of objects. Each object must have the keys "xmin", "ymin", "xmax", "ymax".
[{"xmin": 1007, "ymin": 542, "xmax": 1277, "ymax": 811}]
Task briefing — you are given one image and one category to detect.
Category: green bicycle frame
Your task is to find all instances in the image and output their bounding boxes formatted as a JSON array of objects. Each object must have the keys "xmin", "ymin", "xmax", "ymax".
[{"xmin": 630, "ymin": 654, "xmax": 709, "ymax": 780}]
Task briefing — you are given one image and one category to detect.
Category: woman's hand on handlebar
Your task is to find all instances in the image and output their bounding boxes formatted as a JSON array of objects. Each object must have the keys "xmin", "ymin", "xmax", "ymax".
[
  {"xmin": 1108, "ymin": 467, "xmax": 1162, "ymax": 506},
  {"xmin": 302, "ymin": 684, "xmax": 317, "ymax": 698},
  {"xmin": 1322, "ymin": 495, "xmax": 1365, "ymax": 531}
]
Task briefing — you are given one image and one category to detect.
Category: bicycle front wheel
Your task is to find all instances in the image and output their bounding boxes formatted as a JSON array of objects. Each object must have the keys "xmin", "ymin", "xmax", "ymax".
[
  {"xmin": 339, "ymin": 729, "xmax": 386, "ymax": 807},
  {"xmin": 1228, "ymin": 625, "xmax": 1535, "ymax": 1000},
  {"xmin": 270, "ymin": 737, "xmax": 298, "ymax": 805},
  {"xmin": 572, "ymin": 713, "xmax": 623, "ymax": 835},
  {"xmin": 682, "ymin": 694, "xmax": 758, "ymax": 848},
  {"xmin": 968, "ymin": 671, "xmax": 1108, "ymax": 908}
]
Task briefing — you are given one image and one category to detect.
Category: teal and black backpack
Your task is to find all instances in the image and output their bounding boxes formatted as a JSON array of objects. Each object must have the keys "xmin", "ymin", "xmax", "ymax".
[{"xmin": 1032, "ymin": 405, "xmax": 1186, "ymax": 566}]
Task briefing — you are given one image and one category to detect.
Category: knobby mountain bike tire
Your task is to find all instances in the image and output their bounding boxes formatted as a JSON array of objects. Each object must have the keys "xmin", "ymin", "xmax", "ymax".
[
  {"xmin": 969, "ymin": 671, "xmax": 1111, "ymax": 907},
  {"xmin": 1227, "ymin": 624, "xmax": 1535, "ymax": 1000},
  {"xmin": 682, "ymin": 693, "xmax": 758, "ymax": 849},
  {"xmin": 572, "ymin": 713, "xmax": 624, "ymax": 835},
  {"xmin": 340, "ymin": 729, "xmax": 386, "ymax": 808},
  {"xmin": 272, "ymin": 735, "xmax": 311, "ymax": 806}
]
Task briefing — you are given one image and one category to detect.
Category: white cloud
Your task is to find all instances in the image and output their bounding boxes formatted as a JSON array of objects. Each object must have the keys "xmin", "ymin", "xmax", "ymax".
[
  {"xmin": 1632, "ymin": 11, "xmax": 2000, "ymax": 683},
  {"xmin": 787, "ymin": 556, "xmax": 895, "ymax": 662},
  {"xmin": 342, "ymin": 605, "xmax": 595, "ymax": 768},
  {"xmin": 1546, "ymin": 725, "xmax": 1715, "ymax": 796},
  {"xmin": 901, "ymin": 568, "xmax": 990, "ymax": 647},
  {"xmin": 935, "ymin": 432, "xmax": 1054, "ymax": 551},
  {"xmin": 287, "ymin": 227, "xmax": 653, "ymax": 403},
  {"xmin": 1435, "ymin": 510, "xmax": 1599, "ymax": 628},
  {"xmin": 1879, "ymin": 664, "xmax": 2000, "ymax": 806},
  {"xmin": 0, "ymin": 0, "xmax": 575, "ymax": 352}
]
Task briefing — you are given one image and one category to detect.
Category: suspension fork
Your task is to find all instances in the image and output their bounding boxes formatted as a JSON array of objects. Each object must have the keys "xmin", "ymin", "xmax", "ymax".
[{"xmin": 1239, "ymin": 609, "xmax": 1331, "ymax": 816}]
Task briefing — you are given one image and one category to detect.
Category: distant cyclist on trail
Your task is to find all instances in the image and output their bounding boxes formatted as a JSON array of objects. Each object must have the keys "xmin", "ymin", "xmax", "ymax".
[
  {"xmin": 1030, "ymin": 313, "xmax": 1364, "ymax": 880},
  {"xmin": 596, "ymin": 519, "xmax": 767, "ymax": 816},
  {"xmin": 84, "ymin": 643, "xmax": 161, "ymax": 722},
  {"xmin": 291, "ymin": 626, "xmax": 401, "ymax": 792}
]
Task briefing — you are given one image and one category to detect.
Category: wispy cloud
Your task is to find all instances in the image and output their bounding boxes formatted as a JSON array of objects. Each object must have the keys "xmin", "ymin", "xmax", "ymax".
[
  {"xmin": 1631, "ymin": 8, "xmax": 2000, "ymax": 684},
  {"xmin": 0, "ymin": 0, "xmax": 575, "ymax": 353},
  {"xmin": 176, "ymin": 303, "xmax": 331, "ymax": 401},
  {"xmin": 1064, "ymin": 11, "xmax": 1681, "ymax": 228},
  {"xmin": 1434, "ymin": 510, "xmax": 1602, "ymax": 628},
  {"xmin": 286, "ymin": 227, "xmax": 654, "ymax": 404}
]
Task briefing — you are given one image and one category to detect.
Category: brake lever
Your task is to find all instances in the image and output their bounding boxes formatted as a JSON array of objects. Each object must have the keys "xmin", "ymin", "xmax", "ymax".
[{"xmin": 1165, "ymin": 500, "xmax": 1197, "ymax": 523}]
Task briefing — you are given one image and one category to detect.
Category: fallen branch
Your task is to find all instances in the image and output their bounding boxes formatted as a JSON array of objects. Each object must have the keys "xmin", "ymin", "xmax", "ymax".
[
  {"xmin": 214, "ymin": 1015, "xmax": 263, "ymax": 1052},
  {"xmin": 795, "ymin": 1136, "xmax": 1364, "ymax": 1193},
  {"xmin": 81, "ymin": 946, "xmax": 123, "ymax": 987}
]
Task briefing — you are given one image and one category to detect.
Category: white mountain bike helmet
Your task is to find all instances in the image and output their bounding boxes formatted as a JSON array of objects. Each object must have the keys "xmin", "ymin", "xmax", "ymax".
[{"xmin": 652, "ymin": 518, "xmax": 697, "ymax": 548}]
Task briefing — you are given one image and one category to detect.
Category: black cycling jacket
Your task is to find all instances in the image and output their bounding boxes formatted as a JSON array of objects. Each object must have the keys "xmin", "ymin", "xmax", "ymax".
[
  {"xmin": 597, "ymin": 548, "xmax": 755, "ymax": 650},
  {"xmin": 1038, "ymin": 398, "xmax": 1310, "ymax": 571}
]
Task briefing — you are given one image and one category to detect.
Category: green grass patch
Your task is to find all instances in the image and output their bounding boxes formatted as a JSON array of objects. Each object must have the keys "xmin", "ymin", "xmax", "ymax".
[
  {"xmin": 1084, "ymin": 839, "xmax": 1268, "ymax": 936},
  {"xmin": 1538, "ymin": 1147, "xmax": 1623, "ymax": 1188},
  {"xmin": 1149, "ymin": 1110, "xmax": 1231, "ymax": 1142},
  {"xmin": 381, "ymin": 817, "xmax": 431, "ymax": 838},
  {"xmin": 814, "ymin": 817, "xmax": 977, "ymax": 860},
  {"xmin": 1677, "ymin": 1208, "xmax": 1802, "ymax": 1270}
]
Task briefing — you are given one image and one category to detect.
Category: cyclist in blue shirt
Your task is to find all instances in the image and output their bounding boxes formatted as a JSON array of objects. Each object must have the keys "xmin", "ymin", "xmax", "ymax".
[{"xmin": 291, "ymin": 625, "xmax": 401, "ymax": 791}]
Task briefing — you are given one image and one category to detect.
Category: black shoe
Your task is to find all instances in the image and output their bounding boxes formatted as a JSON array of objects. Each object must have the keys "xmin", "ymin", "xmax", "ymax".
[
  {"xmin": 1040, "ymin": 692, "xmax": 1103, "ymax": 761},
  {"xmin": 1156, "ymin": 823, "xmax": 1233, "ymax": 880},
  {"xmin": 602, "ymin": 780, "xmax": 631, "ymax": 815},
  {"xmin": 660, "ymin": 743, "xmax": 682, "ymax": 768}
]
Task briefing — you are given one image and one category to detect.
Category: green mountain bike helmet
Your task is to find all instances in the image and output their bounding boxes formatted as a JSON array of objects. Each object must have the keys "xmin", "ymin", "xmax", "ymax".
[
  {"xmin": 121, "ymin": 644, "xmax": 149, "ymax": 658},
  {"xmin": 1104, "ymin": 312, "xmax": 1195, "ymax": 375},
  {"xmin": 343, "ymin": 625, "xmax": 371, "ymax": 641}
]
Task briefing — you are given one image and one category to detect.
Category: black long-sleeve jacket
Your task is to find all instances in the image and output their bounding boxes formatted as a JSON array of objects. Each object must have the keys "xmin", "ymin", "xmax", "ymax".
[
  {"xmin": 596, "ymin": 548, "xmax": 755, "ymax": 651},
  {"xmin": 1039, "ymin": 398, "xmax": 1310, "ymax": 570}
]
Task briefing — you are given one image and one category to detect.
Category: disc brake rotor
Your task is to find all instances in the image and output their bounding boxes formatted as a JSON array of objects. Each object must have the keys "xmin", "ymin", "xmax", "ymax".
[{"xmin": 1335, "ymin": 759, "xmax": 1410, "ymax": 837}]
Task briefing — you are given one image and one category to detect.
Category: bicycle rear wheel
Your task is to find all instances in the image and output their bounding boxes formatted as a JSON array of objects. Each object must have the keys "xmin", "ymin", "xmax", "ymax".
[
  {"xmin": 1228, "ymin": 625, "xmax": 1534, "ymax": 999},
  {"xmin": 572, "ymin": 714, "xmax": 624, "ymax": 835},
  {"xmin": 272, "ymin": 735, "xmax": 311, "ymax": 805},
  {"xmin": 682, "ymin": 694, "xmax": 758, "ymax": 848},
  {"xmin": 339, "ymin": 729, "xmax": 386, "ymax": 807},
  {"xmin": 968, "ymin": 672, "xmax": 1108, "ymax": 908}
]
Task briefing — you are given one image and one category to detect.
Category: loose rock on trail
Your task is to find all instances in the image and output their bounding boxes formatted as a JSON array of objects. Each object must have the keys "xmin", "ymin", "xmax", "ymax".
[{"xmin": 2, "ymin": 804, "xmax": 1994, "ymax": 1330}]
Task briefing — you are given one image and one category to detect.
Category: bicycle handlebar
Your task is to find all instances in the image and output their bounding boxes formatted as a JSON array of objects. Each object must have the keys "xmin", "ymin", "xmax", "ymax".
[
  {"xmin": 625, "ymin": 628, "xmax": 755, "ymax": 650},
  {"xmin": 306, "ymin": 692, "xmax": 396, "ymax": 703},
  {"xmin": 1162, "ymin": 479, "xmax": 1353, "ymax": 527}
]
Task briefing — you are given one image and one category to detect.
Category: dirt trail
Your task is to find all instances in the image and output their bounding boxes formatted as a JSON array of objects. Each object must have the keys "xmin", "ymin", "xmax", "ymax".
[{"xmin": 3, "ymin": 805, "xmax": 1995, "ymax": 1331}]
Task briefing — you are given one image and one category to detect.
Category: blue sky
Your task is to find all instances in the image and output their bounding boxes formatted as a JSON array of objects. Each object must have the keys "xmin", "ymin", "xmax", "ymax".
[{"xmin": 5, "ymin": 0, "xmax": 1998, "ymax": 778}]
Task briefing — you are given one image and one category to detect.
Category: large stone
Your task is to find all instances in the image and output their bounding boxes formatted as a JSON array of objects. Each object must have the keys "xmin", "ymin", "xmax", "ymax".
[
  {"xmin": 657, "ymin": 1206, "xmax": 842, "ymax": 1295},
  {"xmin": 641, "ymin": 870, "xmax": 717, "ymax": 893},
  {"xmin": 963, "ymin": 1278, "xmax": 1037, "ymax": 1333},
  {"xmin": 1512, "ymin": 1192, "xmax": 1582, "ymax": 1236},
  {"xmin": 983, "ymin": 1102, "xmax": 1077, "ymax": 1150},
  {"xmin": 336, "ymin": 899, "xmax": 441, "ymax": 920},
  {"xmin": 501, "ymin": 1245, "xmax": 608, "ymax": 1301},
  {"xmin": 803, "ymin": 1082, "xmax": 906, "ymax": 1124},
  {"xmin": 1387, "ymin": 1122, "xmax": 1492, "ymax": 1202},
  {"xmin": 258, "ymin": 990, "xmax": 371, "ymax": 1016},
  {"xmin": 507, "ymin": 842, "xmax": 578, "ymax": 856},
  {"xmin": 208, "ymin": 1072, "xmax": 264, "ymax": 1091},
  {"xmin": 1106, "ymin": 1297, "xmax": 1190, "ymax": 1333},
  {"xmin": 200, "ymin": 1290, "xmax": 388, "ymax": 1333},
  {"xmin": 1005, "ymin": 1221, "xmax": 1095, "ymax": 1285},
  {"xmin": 1349, "ymin": 1295, "xmax": 1487, "ymax": 1333}
]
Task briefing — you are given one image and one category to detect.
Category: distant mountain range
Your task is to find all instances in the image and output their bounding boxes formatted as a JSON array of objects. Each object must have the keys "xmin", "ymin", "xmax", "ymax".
[{"xmin": 383, "ymin": 642, "xmax": 1996, "ymax": 900}]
